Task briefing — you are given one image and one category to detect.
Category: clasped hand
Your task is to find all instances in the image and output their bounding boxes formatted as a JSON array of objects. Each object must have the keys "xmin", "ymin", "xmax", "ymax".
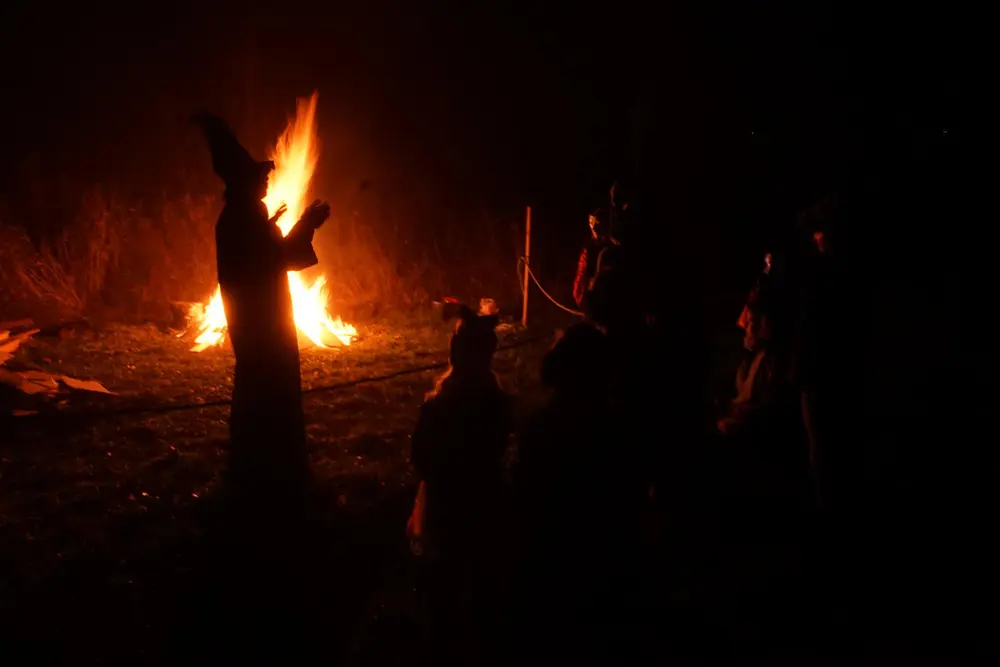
[
  {"xmin": 301, "ymin": 200, "xmax": 331, "ymax": 229},
  {"xmin": 268, "ymin": 200, "xmax": 331, "ymax": 229}
]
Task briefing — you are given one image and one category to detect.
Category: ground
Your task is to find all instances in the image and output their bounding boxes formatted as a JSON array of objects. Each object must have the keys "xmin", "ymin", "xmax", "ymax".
[
  {"xmin": 0, "ymin": 317, "xmax": 557, "ymax": 665},
  {"xmin": 0, "ymin": 316, "xmax": 957, "ymax": 662}
]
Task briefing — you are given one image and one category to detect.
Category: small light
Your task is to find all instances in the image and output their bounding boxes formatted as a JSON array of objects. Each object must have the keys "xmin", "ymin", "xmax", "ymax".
[{"xmin": 942, "ymin": 128, "xmax": 948, "ymax": 134}]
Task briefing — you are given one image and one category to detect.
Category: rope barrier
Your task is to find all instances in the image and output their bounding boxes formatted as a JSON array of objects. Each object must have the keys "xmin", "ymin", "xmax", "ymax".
[
  {"xmin": 13, "ymin": 330, "xmax": 557, "ymax": 422},
  {"xmin": 517, "ymin": 257, "xmax": 585, "ymax": 318}
]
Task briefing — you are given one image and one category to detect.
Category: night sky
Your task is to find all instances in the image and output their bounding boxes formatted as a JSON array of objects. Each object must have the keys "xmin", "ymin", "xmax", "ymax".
[{"xmin": 2, "ymin": 1, "xmax": 969, "ymax": 251}]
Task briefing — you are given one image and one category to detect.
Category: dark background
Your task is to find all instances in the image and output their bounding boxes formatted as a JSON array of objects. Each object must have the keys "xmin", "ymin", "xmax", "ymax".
[
  {"xmin": 2, "ymin": 1, "xmax": 968, "ymax": 227},
  {"xmin": 0, "ymin": 0, "xmax": 979, "ymax": 375},
  {"xmin": 1, "ymin": 2, "xmax": 992, "ymax": 657},
  {"xmin": 0, "ymin": 0, "xmax": 978, "ymax": 373},
  {"xmin": 2, "ymin": 0, "xmax": 978, "ymax": 393}
]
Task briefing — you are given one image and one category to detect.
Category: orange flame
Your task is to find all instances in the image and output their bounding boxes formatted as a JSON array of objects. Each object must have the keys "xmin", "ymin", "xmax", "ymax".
[{"xmin": 188, "ymin": 92, "xmax": 356, "ymax": 352}]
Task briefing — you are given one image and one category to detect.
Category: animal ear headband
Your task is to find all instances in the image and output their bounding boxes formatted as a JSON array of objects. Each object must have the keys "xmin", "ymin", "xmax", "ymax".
[{"xmin": 440, "ymin": 297, "xmax": 500, "ymax": 330}]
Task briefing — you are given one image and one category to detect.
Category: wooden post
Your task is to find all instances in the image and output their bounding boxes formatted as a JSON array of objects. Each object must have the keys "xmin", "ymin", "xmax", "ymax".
[{"xmin": 521, "ymin": 206, "xmax": 532, "ymax": 328}]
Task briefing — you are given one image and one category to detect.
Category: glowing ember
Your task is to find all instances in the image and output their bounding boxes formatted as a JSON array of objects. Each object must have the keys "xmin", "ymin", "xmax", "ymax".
[{"xmin": 188, "ymin": 92, "xmax": 356, "ymax": 352}]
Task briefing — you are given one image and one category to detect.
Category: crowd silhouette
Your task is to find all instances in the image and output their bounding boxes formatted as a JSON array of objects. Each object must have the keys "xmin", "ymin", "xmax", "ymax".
[
  {"xmin": 397, "ymin": 185, "xmax": 880, "ymax": 662},
  {"xmin": 188, "ymin": 116, "xmax": 985, "ymax": 662}
]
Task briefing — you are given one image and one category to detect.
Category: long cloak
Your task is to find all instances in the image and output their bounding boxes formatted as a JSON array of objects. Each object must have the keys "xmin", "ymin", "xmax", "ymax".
[{"xmin": 216, "ymin": 194, "xmax": 318, "ymax": 485}]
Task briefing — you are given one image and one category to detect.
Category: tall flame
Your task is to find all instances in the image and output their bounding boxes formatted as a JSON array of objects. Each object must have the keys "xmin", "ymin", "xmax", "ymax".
[{"xmin": 188, "ymin": 92, "xmax": 356, "ymax": 352}]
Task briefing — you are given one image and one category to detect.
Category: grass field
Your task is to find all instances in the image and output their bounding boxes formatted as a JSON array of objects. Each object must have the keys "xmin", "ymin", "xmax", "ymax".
[
  {"xmin": 1, "ymin": 313, "xmax": 942, "ymax": 663},
  {"xmin": 1, "ymin": 317, "xmax": 562, "ymax": 664}
]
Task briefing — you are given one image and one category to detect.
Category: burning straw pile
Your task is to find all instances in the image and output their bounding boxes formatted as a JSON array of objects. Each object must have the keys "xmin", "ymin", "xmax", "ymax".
[
  {"xmin": 180, "ymin": 92, "xmax": 357, "ymax": 352},
  {"xmin": 3, "ymin": 91, "xmax": 523, "ymax": 352}
]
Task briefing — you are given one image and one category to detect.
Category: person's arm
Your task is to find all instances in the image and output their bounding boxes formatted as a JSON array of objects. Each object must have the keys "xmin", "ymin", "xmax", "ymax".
[
  {"xmin": 278, "ymin": 200, "xmax": 331, "ymax": 272},
  {"xmin": 280, "ymin": 219, "xmax": 319, "ymax": 272},
  {"xmin": 718, "ymin": 354, "xmax": 781, "ymax": 436},
  {"xmin": 572, "ymin": 248, "xmax": 589, "ymax": 306},
  {"xmin": 717, "ymin": 409, "xmax": 747, "ymax": 436},
  {"xmin": 800, "ymin": 386, "xmax": 834, "ymax": 476},
  {"xmin": 411, "ymin": 402, "xmax": 436, "ymax": 481},
  {"xmin": 791, "ymin": 283, "xmax": 826, "ymax": 468}
]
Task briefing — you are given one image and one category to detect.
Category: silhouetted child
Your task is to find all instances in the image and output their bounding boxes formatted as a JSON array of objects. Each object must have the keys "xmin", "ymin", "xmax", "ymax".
[
  {"xmin": 515, "ymin": 323, "xmax": 643, "ymax": 660},
  {"xmin": 409, "ymin": 302, "xmax": 511, "ymax": 662}
]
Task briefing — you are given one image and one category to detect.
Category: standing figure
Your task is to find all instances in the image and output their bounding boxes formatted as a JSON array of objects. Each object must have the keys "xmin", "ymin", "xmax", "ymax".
[
  {"xmin": 717, "ymin": 265, "xmax": 801, "ymax": 456},
  {"xmin": 575, "ymin": 182, "xmax": 649, "ymax": 334},
  {"xmin": 192, "ymin": 114, "xmax": 330, "ymax": 493},
  {"xmin": 411, "ymin": 303, "xmax": 511, "ymax": 559},
  {"xmin": 572, "ymin": 208, "xmax": 620, "ymax": 309},
  {"xmin": 409, "ymin": 303, "xmax": 511, "ymax": 662},
  {"xmin": 793, "ymin": 199, "xmax": 862, "ymax": 517}
]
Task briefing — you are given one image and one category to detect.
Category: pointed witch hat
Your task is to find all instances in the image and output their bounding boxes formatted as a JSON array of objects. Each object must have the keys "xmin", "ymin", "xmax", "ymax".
[{"xmin": 190, "ymin": 113, "xmax": 274, "ymax": 189}]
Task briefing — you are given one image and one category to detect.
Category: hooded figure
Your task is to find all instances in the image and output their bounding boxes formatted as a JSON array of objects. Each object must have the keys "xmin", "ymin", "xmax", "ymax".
[{"xmin": 192, "ymin": 114, "xmax": 330, "ymax": 491}]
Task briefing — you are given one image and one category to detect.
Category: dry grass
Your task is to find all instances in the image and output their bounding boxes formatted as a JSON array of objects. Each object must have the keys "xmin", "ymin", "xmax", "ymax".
[
  {"xmin": 314, "ymin": 211, "xmax": 523, "ymax": 320},
  {"xmin": 1, "ymin": 188, "xmax": 525, "ymax": 327},
  {"xmin": 0, "ymin": 190, "xmax": 216, "ymax": 323},
  {"xmin": 0, "ymin": 320, "xmax": 553, "ymax": 662},
  {"xmin": 0, "ymin": 320, "xmax": 550, "ymax": 558},
  {"xmin": 0, "ymin": 225, "xmax": 84, "ymax": 322}
]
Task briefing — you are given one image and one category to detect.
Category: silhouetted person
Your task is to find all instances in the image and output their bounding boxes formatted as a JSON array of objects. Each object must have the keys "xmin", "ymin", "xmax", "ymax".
[
  {"xmin": 581, "ymin": 193, "xmax": 658, "ymax": 495},
  {"xmin": 410, "ymin": 302, "xmax": 511, "ymax": 663},
  {"xmin": 792, "ymin": 197, "xmax": 862, "ymax": 519},
  {"xmin": 580, "ymin": 181, "xmax": 645, "ymax": 331},
  {"xmin": 720, "ymin": 255, "xmax": 799, "ymax": 443},
  {"xmin": 573, "ymin": 207, "xmax": 621, "ymax": 309},
  {"xmin": 183, "ymin": 114, "xmax": 334, "ymax": 663},
  {"xmin": 579, "ymin": 183, "xmax": 651, "ymax": 345},
  {"xmin": 192, "ymin": 114, "xmax": 330, "ymax": 497},
  {"xmin": 715, "ymin": 270, "xmax": 807, "ymax": 526},
  {"xmin": 515, "ymin": 323, "xmax": 643, "ymax": 661}
]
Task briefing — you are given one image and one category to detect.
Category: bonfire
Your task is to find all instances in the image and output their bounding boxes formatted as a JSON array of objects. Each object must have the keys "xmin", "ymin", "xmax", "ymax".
[{"xmin": 187, "ymin": 92, "xmax": 356, "ymax": 352}]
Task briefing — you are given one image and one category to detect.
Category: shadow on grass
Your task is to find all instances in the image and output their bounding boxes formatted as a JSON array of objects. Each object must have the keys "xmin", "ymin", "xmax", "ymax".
[
  {"xmin": 168, "ymin": 475, "xmax": 419, "ymax": 665},
  {"xmin": 0, "ymin": 473, "xmax": 420, "ymax": 666}
]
